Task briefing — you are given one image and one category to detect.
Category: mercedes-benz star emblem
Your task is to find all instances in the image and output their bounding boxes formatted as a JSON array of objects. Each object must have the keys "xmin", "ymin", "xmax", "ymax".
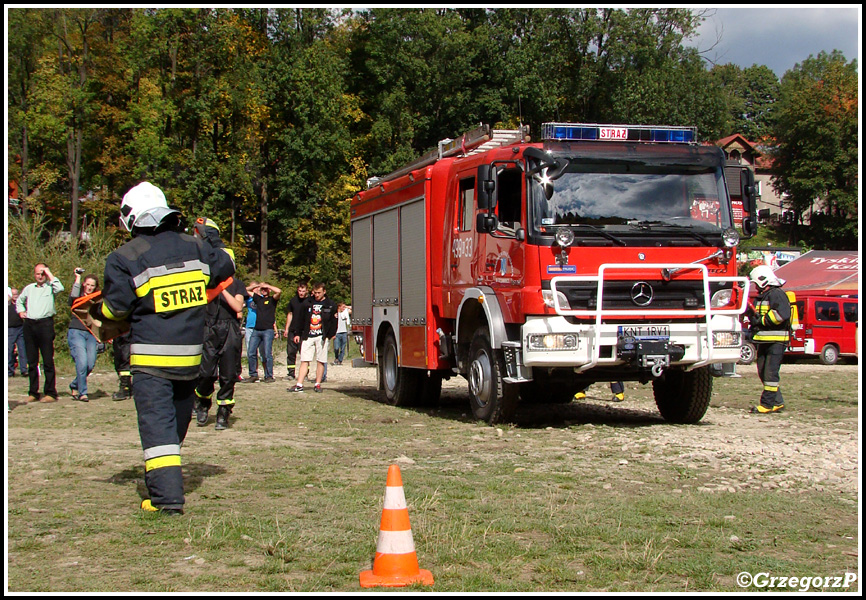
[{"xmin": 631, "ymin": 282, "xmax": 654, "ymax": 306}]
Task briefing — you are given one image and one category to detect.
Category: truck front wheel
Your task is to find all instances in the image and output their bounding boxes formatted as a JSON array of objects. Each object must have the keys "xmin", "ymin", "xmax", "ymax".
[
  {"xmin": 467, "ymin": 329, "xmax": 518, "ymax": 424},
  {"xmin": 379, "ymin": 330, "xmax": 421, "ymax": 406},
  {"xmin": 652, "ymin": 366, "xmax": 713, "ymax": 424}
]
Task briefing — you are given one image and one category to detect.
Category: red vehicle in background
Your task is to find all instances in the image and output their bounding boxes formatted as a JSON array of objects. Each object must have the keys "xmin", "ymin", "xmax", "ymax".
[{"xmin": 787, "ymin": 295, "xmax": 859, "ymax": 364}]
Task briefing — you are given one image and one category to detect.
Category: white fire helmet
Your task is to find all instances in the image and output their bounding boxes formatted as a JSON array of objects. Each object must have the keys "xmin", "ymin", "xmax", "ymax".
[
  {"xmin": 119, "ymin": 182, "xmax": 180, "ymax": 232},
  {"xmin": 749, "ymin": 264, "xmax": 785, "ymax": 289}
]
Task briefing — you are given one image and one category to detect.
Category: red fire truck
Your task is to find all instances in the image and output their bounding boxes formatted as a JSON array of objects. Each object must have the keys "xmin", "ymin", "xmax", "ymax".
[{"xmin": 350, "ymin": 123, "xmax": 758, "ymax": 424}]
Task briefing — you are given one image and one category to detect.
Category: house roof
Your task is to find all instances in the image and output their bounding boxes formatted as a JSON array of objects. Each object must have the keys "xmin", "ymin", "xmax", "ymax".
[
  {"xmin": 716, "ymin": 134, "xmax": 775, "ymax": 170},
  {"xmin": 717, "ymin": 133, "xmax": 756, "ymax": 149},
  {"xmin": 772, "ymin": 250, "xmax": 859, "ymax": 296}
]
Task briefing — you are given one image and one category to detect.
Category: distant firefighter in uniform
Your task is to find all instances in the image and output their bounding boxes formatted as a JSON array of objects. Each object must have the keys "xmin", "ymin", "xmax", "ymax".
[
  {"xmin": 100, "ymin": 182, "xmax": 235, "ymax": 515},
  {"xmin": 748, "ymin": 265, "xmax": 791, "ymax": 414},
  {"xmin": 193, "ymin": 217, "xmax": 246, "ymax": 431}
]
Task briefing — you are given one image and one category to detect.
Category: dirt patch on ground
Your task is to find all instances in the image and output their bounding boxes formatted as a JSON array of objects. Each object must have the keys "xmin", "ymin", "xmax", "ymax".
[{"xmin": 7, "ymin": 361, "xmax": 859, "ymax": 500}]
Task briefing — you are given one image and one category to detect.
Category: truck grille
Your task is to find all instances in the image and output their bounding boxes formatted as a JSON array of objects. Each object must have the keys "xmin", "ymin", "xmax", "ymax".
[{"xmin": 550, "ymin": 280, "xmax": 725, "ymax": 311}]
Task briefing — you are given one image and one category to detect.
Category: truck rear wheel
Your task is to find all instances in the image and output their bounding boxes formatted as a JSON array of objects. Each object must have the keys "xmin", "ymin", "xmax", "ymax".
[
  {"xmin": 379, "ymin": 330, "xmax": 421, "ymax": 406},
  {"xmin": 467, "ymin": 329, "xmax": 518, "ymax": 424},
  {"xmin": 652, "ymin": 366, "xmax": 713, "ymax": 424}
]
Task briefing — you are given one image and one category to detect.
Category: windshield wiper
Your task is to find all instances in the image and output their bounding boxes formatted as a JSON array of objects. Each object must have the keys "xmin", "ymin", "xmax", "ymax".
[
  {"xmin": 565, "ymin": 224, "xmax": 627, "ymax": 246},
  {"xmin": 630, "ymin": 220, "xmax": 715, "ymax": 245}
]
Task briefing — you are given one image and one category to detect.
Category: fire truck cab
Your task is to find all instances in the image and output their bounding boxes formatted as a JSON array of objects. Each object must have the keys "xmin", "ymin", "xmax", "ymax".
[{"xmin": 351, "ymin": 123, "xmax": 757, "ymax": 424}]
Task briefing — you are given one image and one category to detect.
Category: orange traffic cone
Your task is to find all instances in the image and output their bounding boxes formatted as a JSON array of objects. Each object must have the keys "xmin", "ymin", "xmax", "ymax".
[{"xmin": 359, "ymin": 464, "xmax": 434, "ymax": 588}]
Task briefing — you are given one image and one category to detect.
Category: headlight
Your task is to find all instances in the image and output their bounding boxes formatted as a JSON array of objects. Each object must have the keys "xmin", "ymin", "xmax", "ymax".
[
  {"xmin": 542, "ymin": 289, "xmax": 570, "ymax": 309},
  {"xmin": 712, "ymin": 331, "xmax": 741, "ymax": 347},
  {"xmin": 555, "ymin": 227, "xmax": 575, "ymax": 248},
  {"xmin": 711, "ymin": 288, "xmax": 733, "ymax": 308},
  {"xmin": 528, "ymin": 333, "xmax": 579, "ymax": 351},
  {"xmin": 722, "ymin": 227, "xmax": 739, "ymax": 248}
]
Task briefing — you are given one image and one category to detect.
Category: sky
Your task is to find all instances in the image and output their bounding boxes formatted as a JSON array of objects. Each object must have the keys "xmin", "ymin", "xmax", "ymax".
[{"xmin": 686, "ymin": 6, "xmax": 861, "ymax": 76}]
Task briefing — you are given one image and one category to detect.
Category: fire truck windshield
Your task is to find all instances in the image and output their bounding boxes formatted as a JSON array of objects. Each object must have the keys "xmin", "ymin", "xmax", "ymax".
[{"xmin": 529, "ymin": 160, "xmax": 733, "ymax": 240}]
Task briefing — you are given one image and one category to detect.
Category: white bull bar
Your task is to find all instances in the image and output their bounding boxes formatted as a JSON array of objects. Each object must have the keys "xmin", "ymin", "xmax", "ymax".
[{"xmin": 548, "ymin": 263, "xmax": 750, "ymax": 372}]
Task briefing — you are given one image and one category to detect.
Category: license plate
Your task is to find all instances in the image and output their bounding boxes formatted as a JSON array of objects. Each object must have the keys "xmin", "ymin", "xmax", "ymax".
[{"xmin": 618, "ymin": 325, "xmax": 670, "ymax": 340}]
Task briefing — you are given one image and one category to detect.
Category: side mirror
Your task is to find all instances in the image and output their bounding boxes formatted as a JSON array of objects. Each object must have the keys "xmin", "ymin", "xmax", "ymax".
[
  {"xmin": 476, "ymin": 213, "xmax": 498, "ymax": 234},
  {"xmin": 477, "ymin": 164, "xmax": 496, "ymax": 210},
  {"xmin": 740, "ymin": 168, "xmax": 758, "ymax": 238}
]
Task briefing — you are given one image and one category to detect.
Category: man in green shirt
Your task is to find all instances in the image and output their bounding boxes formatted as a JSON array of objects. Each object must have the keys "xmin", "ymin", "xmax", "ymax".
[{"xmin": 16, "ymin": 263, "xmax": 65, "ymax": 402}]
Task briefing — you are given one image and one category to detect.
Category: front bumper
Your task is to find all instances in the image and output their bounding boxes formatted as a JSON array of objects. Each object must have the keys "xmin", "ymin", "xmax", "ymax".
[{"xmin": 500, "ymin": 315, "xmax": 743, "ymax": 383}]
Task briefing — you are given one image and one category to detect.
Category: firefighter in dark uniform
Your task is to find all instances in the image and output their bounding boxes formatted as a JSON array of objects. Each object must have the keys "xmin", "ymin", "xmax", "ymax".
[
  {"xmin": 100, "ymin": 182, "xmax": 235, "ymax": 514},
  {"xmin": 192, "ymin": 218, "xmax": 246, "ymax": 431},
  {"xmin": 748, "ymin": 265, "xmax": 791, "ymax": 414}
]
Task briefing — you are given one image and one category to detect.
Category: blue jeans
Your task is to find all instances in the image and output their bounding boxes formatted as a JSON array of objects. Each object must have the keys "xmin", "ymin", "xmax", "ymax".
[
  {"xmin": 333, "ymin": 332, "xmax": 348, "ymax": 363},
  {"xmin": 247, "ymin": 329, "xmax": 274, "ymax": 379},
  {"xmin": 8, "ymin": 325, "xmax": 29, "ymax": 375},
  {"xmin": 67, "ymin": 328, "xmax": 97, "ymax": 396}
]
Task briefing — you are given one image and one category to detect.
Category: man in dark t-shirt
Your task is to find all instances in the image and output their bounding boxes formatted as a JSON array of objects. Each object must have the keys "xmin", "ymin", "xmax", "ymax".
[
  {"xmin": 282, "ymin": 282, "xmax": 309, "ymax": 379},
  {"xmin": 246, "ymin": 281, "xmax": 281, "ymax": 382}
]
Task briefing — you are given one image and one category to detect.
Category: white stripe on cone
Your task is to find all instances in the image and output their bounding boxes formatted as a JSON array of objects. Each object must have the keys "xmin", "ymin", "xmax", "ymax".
[
  {"xmin": 376, "ymin": 529, "xmax": 416, "ymax": 555},
  {"xmin": 383, "ymin": 485, "xmax": 407, "ymax": 509}
]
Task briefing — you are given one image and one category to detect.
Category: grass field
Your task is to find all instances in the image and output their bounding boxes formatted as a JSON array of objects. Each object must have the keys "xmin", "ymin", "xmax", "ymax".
[{"xmin": 5, "ymin": 352, "xmax": 860, "ymax": 593}]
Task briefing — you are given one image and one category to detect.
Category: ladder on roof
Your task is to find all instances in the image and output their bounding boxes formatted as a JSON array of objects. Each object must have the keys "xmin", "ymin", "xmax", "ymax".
[{"xmin": 367, "ymin": 124, "xmax": 531, "ymax": 188}]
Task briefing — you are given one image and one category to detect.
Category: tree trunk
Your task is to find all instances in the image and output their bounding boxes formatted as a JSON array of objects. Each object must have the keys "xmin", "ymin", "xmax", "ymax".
[
  {"xmin": 259, "ymin": 179, "xmax": 269, "ymax": 278},
  {"xmin": 20, "ymin": 123, "xmax": 29, "ymax": 219},
  {"xmin": 68, "ymin": 127, "xmax": 82, "ymax": 241}
]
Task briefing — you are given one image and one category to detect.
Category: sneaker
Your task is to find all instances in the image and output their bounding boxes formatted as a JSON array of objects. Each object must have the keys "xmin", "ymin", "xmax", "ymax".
[
  {"xmin": 263, "ymin": 377, "xmax": 275, "ymax": 383},
  {"xmin": 288, "ymin": 384, "xmax": 304, "ymax": 393},
  {"xmin": 314, "ymin": 384, "xmax": 322, "ymax": 393},
  {"xmin": 242, "ymin": 374, "xmax": 259, "ymax": 383},
  {"xmin": 140, "ymin": 499, "xmax": 183, "ymax": 515}
]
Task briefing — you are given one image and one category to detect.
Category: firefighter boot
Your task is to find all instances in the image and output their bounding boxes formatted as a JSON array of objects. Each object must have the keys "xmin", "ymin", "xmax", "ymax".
[
  {"xmin": 194, "ymin": 396, "xmax": 211, "ymax": 427},
  {"xmin": 113, "ymin": 376, "xmax": 132, "ymax": 401},
  {"xmin": 215, "ymin": 405, "xmax": 231, "ymax": 431}
]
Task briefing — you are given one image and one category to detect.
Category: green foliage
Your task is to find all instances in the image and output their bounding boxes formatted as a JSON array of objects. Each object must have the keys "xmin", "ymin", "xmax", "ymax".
[
  {"xmin": 711, "ymin": 63, "xmax": 780, "ymax": 142},
  {"xmin": 770, "ymin": 51, "xmax": 858, "ymax": 249},
  {"xmin": 8, "ymin": 209, "xmax": 125, "ymax": 338},
  {"xmin": 7, "ymin": 7, "xmax": 857, "ymax": 292}
]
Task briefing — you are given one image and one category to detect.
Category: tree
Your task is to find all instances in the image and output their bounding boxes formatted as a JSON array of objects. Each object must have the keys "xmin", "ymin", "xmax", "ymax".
[
  {"xmin": 771, "ymin": 51, "xmax": 857, "ymax": 249},
  {"xmin": 711, "ymin": 63, "xmax": 780, "ymax": 141},
  {"xmin": 8, "ymin": 9, "xmax": 51, "ymax": 220}
]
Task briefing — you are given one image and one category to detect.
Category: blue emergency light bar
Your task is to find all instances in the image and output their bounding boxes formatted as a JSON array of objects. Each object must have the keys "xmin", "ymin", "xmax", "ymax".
[{"xmin": 542, "ymin": 123, "xmax": 697, "ymax": 144}]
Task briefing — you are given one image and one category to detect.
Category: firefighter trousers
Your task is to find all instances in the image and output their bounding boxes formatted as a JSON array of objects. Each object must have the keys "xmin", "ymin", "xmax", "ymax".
[
  {"xmin": 755, "ymin": 342, "xmax": 785, "ymax": 409},
  {"xmin": 113, "ymin": 332, "xmax": 131, "ymax": 377},
  {"xmin": 133, "ymin": 373, "xmax": 195, "ymax": 510},
  {"xmin": 195, "ymin": 319, "xmax": 241, "ymax": 408}
]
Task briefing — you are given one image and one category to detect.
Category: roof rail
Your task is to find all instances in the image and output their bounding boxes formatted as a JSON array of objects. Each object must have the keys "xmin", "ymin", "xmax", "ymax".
[{"xmin": 367, "ymin": 124, "xmax": 531, "ymax": 188}]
